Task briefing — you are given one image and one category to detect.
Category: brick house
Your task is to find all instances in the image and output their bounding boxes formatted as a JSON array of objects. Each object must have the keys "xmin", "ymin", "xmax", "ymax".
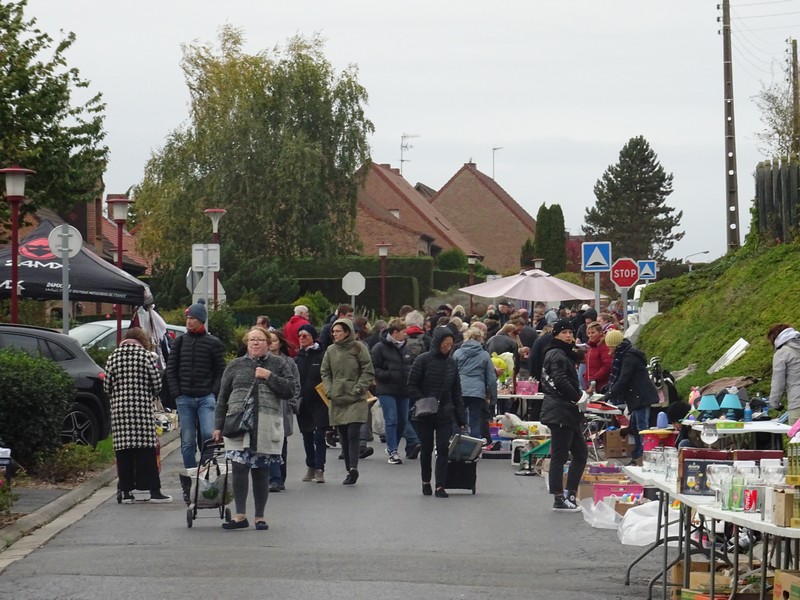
[
  {"xmin": 356, "ymin": 162, "xmax": 481, "ymax": 258},
  {"xmin": 429, "ymin": 162, "xmax": 537, "ymax": 273}
]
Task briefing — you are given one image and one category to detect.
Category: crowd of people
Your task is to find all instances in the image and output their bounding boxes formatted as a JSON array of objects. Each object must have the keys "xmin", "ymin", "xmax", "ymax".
[{"xmin": 106, "ymin": 291, "xmax": 800, "ymax": 526}]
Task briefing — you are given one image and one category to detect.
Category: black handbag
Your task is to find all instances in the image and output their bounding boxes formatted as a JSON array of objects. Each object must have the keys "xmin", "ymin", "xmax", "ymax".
[
  {"xmin": 413, "ymin": 396, "xmax": 440, "ymax": 417},
  {"xmin": 222, "ymin": 382, "xmax": 258, "ymax": 437}
]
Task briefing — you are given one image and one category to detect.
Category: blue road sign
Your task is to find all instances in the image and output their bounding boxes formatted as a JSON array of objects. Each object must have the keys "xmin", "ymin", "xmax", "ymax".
[
  {"xmin": 581, "ymin": 242, "xmax": 612, "ymax": 272},
  {"xmin": 637, "ymin": 260, "xmax": 657, "ymax": 280}
]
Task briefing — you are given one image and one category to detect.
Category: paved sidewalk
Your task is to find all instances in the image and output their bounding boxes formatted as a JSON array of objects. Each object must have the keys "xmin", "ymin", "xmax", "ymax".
[{"xmin": 1, "ymin": 430, "xmax": 180, "ymax": 550}]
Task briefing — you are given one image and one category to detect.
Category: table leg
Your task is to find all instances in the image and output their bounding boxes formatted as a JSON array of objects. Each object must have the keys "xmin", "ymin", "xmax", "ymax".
[
  {"xmin": 628, "ymin": 488, "xmax": 665, "ymax": 586},
  {"xmin": 710, "ymin": 517, "xmax": 717, "ymax": 600},
  {"xmin": 683, "ymin": 502, "xmax": 691, "ymax": 589},
  {"xmin": 760, "ymin": 534, "xmax": 769, "ymax": 600},
  {"xmin": 663, "ymin": 490, "xmax": 670, "ymax": 600}
]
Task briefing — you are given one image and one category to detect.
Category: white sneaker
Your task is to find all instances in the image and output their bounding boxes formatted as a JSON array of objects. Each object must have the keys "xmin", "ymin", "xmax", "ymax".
[
  {"xmin": 552, "ymin": 495, "xmax": 581, "ymax": 512},
  {"xmin": 387, "ymin": 453, "xmax": 403, "ymax": 465}
]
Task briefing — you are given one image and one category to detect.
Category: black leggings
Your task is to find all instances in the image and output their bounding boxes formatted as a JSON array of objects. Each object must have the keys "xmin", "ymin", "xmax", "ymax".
[
  {"xmin": 337, "ymin": 422, "xmax": 363, "ymax": 471},
  {"xmin": 231, "ymin": 461, "xmax": 269, "ymax": 519},
  {"xmin": 415, "ymin": 417, "xmax": 452, "ymax": 488},
  {"xmin": 547, "ymin": 421, "xmax": 588, "ymax": 497}
]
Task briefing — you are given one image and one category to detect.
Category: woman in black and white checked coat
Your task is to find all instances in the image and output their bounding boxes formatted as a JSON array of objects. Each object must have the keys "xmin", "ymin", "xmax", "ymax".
[{"xmin": 104, "ymin": 327, "xmax": 172, "ymax": 503}]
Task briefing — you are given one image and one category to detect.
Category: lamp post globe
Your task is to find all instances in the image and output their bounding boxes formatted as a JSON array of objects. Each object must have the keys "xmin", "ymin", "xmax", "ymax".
[
  {"xmin": 1, "ymin": 166, "xmax": 35, "ymax": 323},
  {"xmin": 106, "ymin": 195, "xmax": 134, "ymax": 344}
]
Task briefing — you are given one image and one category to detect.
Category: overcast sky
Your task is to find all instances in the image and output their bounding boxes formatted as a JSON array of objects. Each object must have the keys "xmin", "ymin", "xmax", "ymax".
[{"xmin": 24, "ymin": 0, "xmax": 799, "ymax": 264}]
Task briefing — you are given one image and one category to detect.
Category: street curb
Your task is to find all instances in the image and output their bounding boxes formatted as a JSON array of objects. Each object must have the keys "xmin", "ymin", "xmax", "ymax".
[{"xmin": 1, "ymin": 430, "xmax": 181, "ymax": 551}]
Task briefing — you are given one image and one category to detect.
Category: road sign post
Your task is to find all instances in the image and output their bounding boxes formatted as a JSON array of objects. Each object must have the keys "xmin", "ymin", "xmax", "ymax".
[
  {"xmin": 610, "ymin": 258, "xmax": 639, "ymax": 330},
  {"xmin": 48, "ymin": 224, "xmax": 82, "ymax": 334},
  {"xmin": 341, "ymin": 271, "xmax": 366, "ymax": 310},
  {"xmin": 581, "ymin": 242, "xmax": 612, "ymax": 309}
]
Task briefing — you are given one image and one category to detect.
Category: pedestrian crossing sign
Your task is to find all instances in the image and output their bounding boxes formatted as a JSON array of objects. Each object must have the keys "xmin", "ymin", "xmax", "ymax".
[
  {"xmin": 638, "ymin": 260, "xmax": 657, "ymax": 280},
  {"xmin": 581, "ymin": 242, "xmax": 611, "ymax": 272}
]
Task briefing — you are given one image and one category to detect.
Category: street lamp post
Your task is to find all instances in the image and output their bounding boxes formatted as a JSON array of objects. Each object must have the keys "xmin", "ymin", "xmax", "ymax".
[
  {"xmin": 107, "ymin": 196, "xmax": 134, "ymax": 345},
  {"xmin": 467, "ymin": 253, "xmax": 481, "ymax": 317},
  {"xmin": 1, "ymin": 166, "xmax": 35, "ymax": 323},
  {"xmin": 204, "ymin": 208, "xmax": 226, "ymax": 310},
  {"xmin": 377, "ymin": 243, "xmax": 391, "ymax": 316},
  {"xmin": 684, "ymin": 250, "xmax": 710, "ymax": 272}
]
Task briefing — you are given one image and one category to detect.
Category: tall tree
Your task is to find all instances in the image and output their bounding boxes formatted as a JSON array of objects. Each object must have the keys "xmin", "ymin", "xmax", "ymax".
[
  {"xmin": 0, "ymin": 0, "xmax": 108, "ymax": 231},
  {"xmin": 583, "ymin": 136, "xmax": 682, "ymax": 260},
  {"xmin": 134, "ymin": 27, "xmax": 374, "ymax": 266},
  {"xmin": 533, "ymin": 203, "xmax": 566, "ymax": 273},
  {"xmin": 754, "ymin": 61, "xmax": 796, "ymax": 158},
  {"xmin": 519, "ymin": 237, "xmax": 535, "ymax": 269}
]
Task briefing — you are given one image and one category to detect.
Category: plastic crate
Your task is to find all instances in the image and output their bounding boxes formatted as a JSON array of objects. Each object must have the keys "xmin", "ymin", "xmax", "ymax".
[{"xmin": 592, "ymin": 482, "xmax": 644, "ymax": 504}]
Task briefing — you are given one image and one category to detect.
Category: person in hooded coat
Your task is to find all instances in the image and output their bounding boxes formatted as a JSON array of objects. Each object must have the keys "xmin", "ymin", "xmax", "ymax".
[
  {"xmin": 407, "ymin": 327, "xmax": 467, "ymax": 498},
  {"xmin": 320, "ymin": 318, "xmax": 375, "ymax": 485},
  {"xmin": 295, "ymin": 324, "xmax": 328, "ymax": 483},
  {"xmin": 767, "ymin": 323, "xmax": 800, "ymax": 422},
  {"xmin": 453, "ymin": 327, "xmax": 497, "ymax": 441},
  {"xmin": 539, "ymin": 319, "xmax": 586, "ymax": 512}
]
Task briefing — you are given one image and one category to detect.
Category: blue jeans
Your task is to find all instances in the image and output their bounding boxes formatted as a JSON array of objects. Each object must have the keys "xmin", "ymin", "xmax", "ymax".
[
  {"xmin": 303, "ymin": 428, "xmax": 327, "ymax": 470},
  {"xmin": 629, "ymin": 406, "xmax": 650, "ymax": 460},
  {"xmin": 379, "ymin": 395, "xmax": 409, "ymax": 454},
  {"xmin": 463, "ymin": 396, "xmax": 486, "ymax": 440},
  {"xmin": 177, "ymin": 394, "xmax": 216, "ymax": 469},
  {"xmin": 269, "ymin": 437, "xmax": 288, "ymax": 486}
]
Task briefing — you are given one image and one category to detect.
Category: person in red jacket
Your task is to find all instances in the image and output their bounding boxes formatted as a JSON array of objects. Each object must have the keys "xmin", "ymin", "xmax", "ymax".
[
  {"xmin": 584, "ymin": 321, "xmax": 613, "ymax": 392},
  {"xmin": 283, "ymin": 305, "xmax": 310, "ymax": 357}
]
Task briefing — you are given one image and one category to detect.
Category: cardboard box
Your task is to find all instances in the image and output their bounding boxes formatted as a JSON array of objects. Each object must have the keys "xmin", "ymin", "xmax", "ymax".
[
  {"xmin": 679, "ymin": 459, "xmax": 734, "ymax": 496},
  {"xmin": 671, "ymin": 561, "xmax": 732, "ymax": 600},
  {"xmin": 614, "ymin": 500, "xmax": 639, "ymax": 516},
  {"xmin": 771, "ymin": 488, "xmax": 795, "ymax": 527},
  {"xmin": 680, "ymin": 592, "xmax": 758, "ymax": 600},
  {"xmin": 773, "ymin": 569, "xmax": 800, "ymax": 599},
  {"xmin": 605, "ymin": 429, "xmax": 634, "ymax": 458}
]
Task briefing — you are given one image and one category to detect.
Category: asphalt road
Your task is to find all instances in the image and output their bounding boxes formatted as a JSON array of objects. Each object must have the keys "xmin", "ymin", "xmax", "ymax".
[{"xmin": 0, "ymin": 435, "xmax": 660, "ymax": 600}]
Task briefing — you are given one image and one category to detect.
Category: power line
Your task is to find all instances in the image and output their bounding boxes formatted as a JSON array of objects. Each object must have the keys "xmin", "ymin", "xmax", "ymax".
[
  {"xmin": 734, "ymin": 0, "xmax": 800, "ymax": 6},
  {"xmin": 731, "ymin": 10, "xmax": 800, "ymax": 18}
]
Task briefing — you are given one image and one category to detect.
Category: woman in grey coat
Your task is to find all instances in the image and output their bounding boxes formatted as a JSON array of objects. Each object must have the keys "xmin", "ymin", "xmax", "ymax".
[
  {"xmin": 453, "ymin": 327, "xmax": 497, "ymax": 441},
  {"xmin": 213, "ymin": 326, "xmax": 295, "ymax": 530},
  {"xmin": 768, "ymin": 324, "xmax": 800, "ymax": 423}
]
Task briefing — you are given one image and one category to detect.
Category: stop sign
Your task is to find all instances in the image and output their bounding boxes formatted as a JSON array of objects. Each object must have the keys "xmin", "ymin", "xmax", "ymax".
[
  {"xmin": 342, "ymin": 271, "xmax": 366, "ymax": 296},
  {"xmin": 610, "ymin": 258, "xmax": 639, "ymax": 288}
]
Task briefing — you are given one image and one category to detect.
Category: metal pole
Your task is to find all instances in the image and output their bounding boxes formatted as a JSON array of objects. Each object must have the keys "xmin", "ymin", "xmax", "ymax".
[
  {"xmin": 721, "ymin": 0, "xmax": 741, "ymax": 251},
  {"xmin": 380, "ymin": 254, "xmax": 387, "ymax": 316},
  {"xmin": 60, "ymin": 223, "xmax": 70, "ymax": 335},
  {"xmin": 469, "ymin": 263, "xmax": 475, "ymax": 316},
  {"xmin": 622, "ymin": 287, "xmax": 630, "ymax": 331},
  {"xmin": 211, "ymin": 231, "xmax": 219, "ymax": 310},
  {"xmin": 203, "ymin": 245, "xmax": 211, "ymax": 332},
  {"xmin": 594, "ymin": 274, "xmax": 601, "ymax": 312},
  {"xmin": 115, "ymin": 221, "xmax": 124, "ymax": 345},
  {"xmin": 9, "ymin": 198, "xmax": 20, "ymax": 323}
]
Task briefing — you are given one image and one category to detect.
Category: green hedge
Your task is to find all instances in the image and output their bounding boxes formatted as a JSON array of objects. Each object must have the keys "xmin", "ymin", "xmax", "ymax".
[
  {"xmin": 433, "ymin": 270, "xmax": 485, "ymax": 291},
  {"xmin": 0, "ymin": 349, "xmax": 74, "ymax": 469},
  {"xmin": 232, "ymin": 304, "xmax": 295, "ymax": 328},
  {"xmin": 298, "ymin": 276, "xmax": 419, "ymax": 318}
]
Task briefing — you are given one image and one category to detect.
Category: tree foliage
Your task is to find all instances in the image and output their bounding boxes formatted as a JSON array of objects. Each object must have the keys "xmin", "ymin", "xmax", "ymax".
[
  {"xmin": 436, "ymin": 247, "xmax": 467, "ymax": 271},
  {"xmin": 0, "ymin": 0, "xmax": 107, "ymax": 231},
  {"xmin": 583, "ymin": 136, "xmax": 683, "ymax": 261},
  {"xmin": 134, "ymin": 27, "xmax": 374, "ymax": 268},
  {"xmin": 753, "ymin": 61, "xmax": 797, "ymax": 158},
  {"xmin": 519, "ymin": 237, "xmax": 535, "ymax": 269},
  {"xmin": 533, "ymin": 203, "xmax": 566, "ymax": 273}
]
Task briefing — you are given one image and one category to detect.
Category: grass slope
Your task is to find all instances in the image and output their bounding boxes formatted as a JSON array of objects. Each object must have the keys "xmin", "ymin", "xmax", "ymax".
[{"xmin": 637, "ymin": 241, "xmax": 800, "ymax": 398}]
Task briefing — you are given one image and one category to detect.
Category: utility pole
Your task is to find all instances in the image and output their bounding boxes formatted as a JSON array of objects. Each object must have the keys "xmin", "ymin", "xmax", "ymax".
[
  {"xmin": 492, "ymin": 146, "xmax": 503, "ymax": 179},
  {"xmin": 792, "ymin": 38, "xmax": 799, "ymax": 157},
  {"xmin": 400, "ymin": 133, "xmax": 420, "ymax": 175},
  {"xmin": 721, "ymin": 0, "xmax": 741, "ymax": 251}
]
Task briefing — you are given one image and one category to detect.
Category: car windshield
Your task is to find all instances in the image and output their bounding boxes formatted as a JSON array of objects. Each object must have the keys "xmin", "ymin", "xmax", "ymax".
[{"xmin": 69, "ymin": 324, "xmax": 112, "ymax": 345}]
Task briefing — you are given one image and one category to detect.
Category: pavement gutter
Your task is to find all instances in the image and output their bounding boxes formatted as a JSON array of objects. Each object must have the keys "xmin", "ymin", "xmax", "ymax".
[{"xmin": 1, "ymin": 430, "xmax": 181, "ymax": 551}]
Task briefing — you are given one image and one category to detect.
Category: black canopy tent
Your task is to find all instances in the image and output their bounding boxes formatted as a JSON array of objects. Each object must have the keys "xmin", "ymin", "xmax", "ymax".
[{"xmin": 0, "ymin": 219, "xmax": 152, "ymax": 306}]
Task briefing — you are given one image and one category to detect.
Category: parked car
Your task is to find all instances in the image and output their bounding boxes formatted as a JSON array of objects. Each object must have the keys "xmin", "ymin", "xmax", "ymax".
[
  {"xmin": 69, "ymin": 319, "xmax": 186, "ymax": 351},
  {"xmin": 0, "ymin": 323, "xmax": 110, "ymax": 446}
]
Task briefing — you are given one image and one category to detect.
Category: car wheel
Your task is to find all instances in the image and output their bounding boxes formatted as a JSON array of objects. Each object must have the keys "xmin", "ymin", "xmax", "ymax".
[{"xmin": 60, "ymin": 403, "xmax": 100, "ymax": 447}]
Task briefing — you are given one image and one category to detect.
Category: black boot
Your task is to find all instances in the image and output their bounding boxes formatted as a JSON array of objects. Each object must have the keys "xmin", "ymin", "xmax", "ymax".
[{"xmin": 179, "ymin": 474, "xmax": 192, "ymax": 506}]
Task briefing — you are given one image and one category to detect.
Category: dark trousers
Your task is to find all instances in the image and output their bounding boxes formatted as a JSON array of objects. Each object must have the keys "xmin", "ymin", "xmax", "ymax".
[
  {"xmin": 116, "ymin": 447, "xmax": 160, "ymax": 492},
  {"xmin": 548, "ymin": 421, "xmax": 588, "ymax": 497},
  {"xmin": 303, "ymin": 427, "xmax": 327, "ymax": 470},
  {"xmin": 415, "ymin": 417, "xmax": 452, "ymax": 488},
  {"xmin": 337, "ymin": 423, "xmax": 363, "ymax": 471}
]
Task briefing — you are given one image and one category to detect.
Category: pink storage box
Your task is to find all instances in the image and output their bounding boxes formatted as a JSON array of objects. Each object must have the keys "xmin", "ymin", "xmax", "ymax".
[
  {"xmin": 515, "ymin": 380, "xmax": 538, "ymax": 395},
  {"xmin": 642, "ymin": 431, "xmax": 678, "ymax": 451},
  {"xmin": 592, "ymin": 482, "xmax": 644, "ymax": 504}
]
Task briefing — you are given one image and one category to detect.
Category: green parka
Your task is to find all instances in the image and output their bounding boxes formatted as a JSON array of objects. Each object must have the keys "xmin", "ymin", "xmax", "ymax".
[{"xmin": 320, "ymin": 318, "xmax": 375, "ymax": 426}]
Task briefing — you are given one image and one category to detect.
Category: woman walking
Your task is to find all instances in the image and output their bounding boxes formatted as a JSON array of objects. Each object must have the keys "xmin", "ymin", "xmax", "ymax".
[
  {"xmin": 320, "ymin": 318, "xmax": 375, "ymax": 485},
  {"xmin": 213, "ymin": 326, "xmax": 295, "ymax": 530},
  {"xmin": 453, "ymin": 327, "xmax": 497, "ymax": 442},
  {"xmin": 407, "ymin": 327, "xmax": 467, "ymax": 498},
  {"xmin": 294, "ymin": 324, "xmax": 328, "ymax": 482},
  {"xmin": 104, "ymin": 327, "xmax": 171, "ymax": 504}
]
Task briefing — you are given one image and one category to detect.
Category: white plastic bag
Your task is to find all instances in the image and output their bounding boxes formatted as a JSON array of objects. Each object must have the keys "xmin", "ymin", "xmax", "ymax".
[
  {"xmin": 617, "ymin": 500, "xmax": 681, "ymax": 546},
  {"xmin": 577, "ymin": 391, "xmax": 591, "ymax": 413},
  {"xmin": 580, "ymin": 498, "xmax": 621, "ymax": 529},
  {"xmin": 371, "ymin": 399, "xmax": 385, "ymax": 436}
]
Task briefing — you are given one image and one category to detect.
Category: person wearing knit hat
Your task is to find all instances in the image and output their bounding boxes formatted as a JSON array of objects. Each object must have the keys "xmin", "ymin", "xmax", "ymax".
[
  {"xmin": 603, "ymin": 332, "xmax": 658, "ymax": 466},
  {"xmin": 185, "ymin": 298, "xmax": 208, "ymax": 322},
  {"xmin": 297, "ymin": 323, "xmax": 318, "ymax": 341},
  {"xmin": 167, "ymin": 297, "xmax": 226, "ymax": 503},
  {"xmin": 551, "ymin": 318, "xmax": 574, "ymax": 337}
]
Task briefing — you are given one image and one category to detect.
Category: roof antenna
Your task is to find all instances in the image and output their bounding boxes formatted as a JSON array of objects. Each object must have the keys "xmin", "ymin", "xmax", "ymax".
[{"xmin": 400, "ymin": 133, "xmax": 420, "ymax": 175}]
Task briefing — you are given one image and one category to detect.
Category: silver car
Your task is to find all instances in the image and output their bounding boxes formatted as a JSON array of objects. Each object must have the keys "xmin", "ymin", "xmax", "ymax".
[{"xmin": 69, "ymin": 319, "xmax": 186, "ymax": 351}]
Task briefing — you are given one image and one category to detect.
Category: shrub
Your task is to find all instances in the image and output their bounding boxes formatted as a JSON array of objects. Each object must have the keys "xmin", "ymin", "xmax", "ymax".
[
  {"xmin": 0, "ymin": 350, "xmax": 74, "ymax": 469},
  {"xmin": 34, "ymin": 443, "xmax": 97, "ymax": 483},
  {"xmin": 293, "ymin": 291, "xmax": 334, "ymax": 326},
  {"xmin": 0, "ymin": 477, "xmax": 17, "ymax": 515},
  {"xmin": 208, "ymin": 304, "xmax": 238, "ymax": 354}
]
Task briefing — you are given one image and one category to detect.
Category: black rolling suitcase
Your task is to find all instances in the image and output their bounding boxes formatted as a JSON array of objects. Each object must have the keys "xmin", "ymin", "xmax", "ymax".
[{"xmin": 444, "ymin": 434, "xmax": 482, "ymax": 494}]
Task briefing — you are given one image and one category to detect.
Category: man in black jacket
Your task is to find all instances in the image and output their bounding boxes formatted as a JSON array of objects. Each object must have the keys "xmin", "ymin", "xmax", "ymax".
[
  {"xmin": 539, "ymin": 319, "xmax": 586, "ymax": 512},
  {"xmin": 166, "ymin": 298, "xmax": 226, "ymax": 478},
  {"xmin": 295, "ymin": 324, "xmax": 329, "ymax": 483}
]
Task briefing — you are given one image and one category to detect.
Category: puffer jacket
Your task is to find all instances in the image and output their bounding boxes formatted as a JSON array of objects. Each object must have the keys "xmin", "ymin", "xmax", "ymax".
[
  {"xmin": 165, "ymin": 330, "xmax": 226, "ymax": 400},
  {"xmin": 214, "ymin": 353, "xmax": 295, "ymax": 455},
  {"xmin": 406, "ymin": 327, "xmax": 467, "ymax": 426},
  {"xmin": 320, "ymin": 318, "xmax": 375, "ymax": 427},
  {"xmin": 453, "ymin": 340, "xmax": 498, "ymax": 404},
  {"xmin": 605, "ymin": 344, "xmax": 658, "ymax": 411},
  {"xmin": 769, "ymin": 330, "xmax": 800, "ymax": 411},
  {"xmin": 584, "ymin": 337, "xmax": 614, "ymax": 391},
  {"xmin": 539, "ymin": 339, "xmax": 582, "ymax": 428},
  {"xmin": 371, "ymin": 330, "xmax": 415, "ymax": 397},
  {"xmin": 295, "ymin": 343, "xmax": 328, "ymax": 433}
]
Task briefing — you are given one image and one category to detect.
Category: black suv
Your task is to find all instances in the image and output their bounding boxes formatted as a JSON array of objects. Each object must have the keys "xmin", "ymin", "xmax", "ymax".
[{"xmin": 0, "ymin": 323, "xmax": 110, "ymax": 446}]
